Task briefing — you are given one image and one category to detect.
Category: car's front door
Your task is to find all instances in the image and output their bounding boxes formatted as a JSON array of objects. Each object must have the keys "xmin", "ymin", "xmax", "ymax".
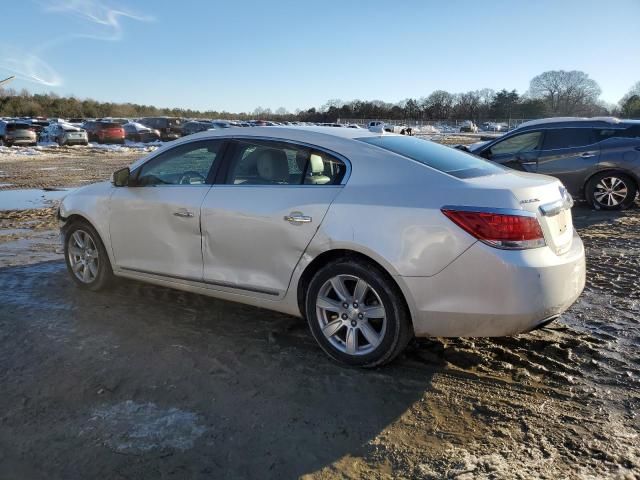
[
  {"xmin": 109, "ymin": 139, "xmax": 225, "ymax": 279},
  {"xmin": 482, "ymin": 130, "xmax": 543, "ymax": 172},
  {"xmin": 535, "ymin": 128, "xmax": 600, "ymax": 195},
  {"xmin": 200, "ymin": 139, "xmax": 347, "ymax": 297}
]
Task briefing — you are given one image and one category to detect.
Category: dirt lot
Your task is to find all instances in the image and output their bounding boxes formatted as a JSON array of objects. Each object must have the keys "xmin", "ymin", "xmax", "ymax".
[{"xmin": 0, "ymin": 149, "xmax": 639, "ymax": 479}]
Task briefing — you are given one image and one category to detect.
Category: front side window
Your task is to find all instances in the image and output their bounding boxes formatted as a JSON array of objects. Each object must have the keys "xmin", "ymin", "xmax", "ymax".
[
  {"xmin": 226, "ymin": 140, "xmax": 346, "ymax": 186},
  {"xmin": 542, "ymin": 128, "xmax": 593, "ymax": 150},
  {"xmin": 135, "ymin": 140, "xmax": 222, "ymax": 186},
  {"xmin": 490, "ymin": 131, "xmax": 542, "ymax": 156}
]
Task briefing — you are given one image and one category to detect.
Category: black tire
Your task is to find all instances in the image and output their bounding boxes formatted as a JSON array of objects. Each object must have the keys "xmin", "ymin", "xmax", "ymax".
[
  {"xmin": 57, "ymin": 137, "xmax": 65, "ymax": 147},
  {"xmin": 586, "ymin": 172, "xmax": 637, "ymax": 210},
  {"xmin": 305, "ymin": 258, "xmax": 413, "ymax": 367},
  {"xmin": 63, "ymin": 219, "xmax": 114, "ymax": 291}
]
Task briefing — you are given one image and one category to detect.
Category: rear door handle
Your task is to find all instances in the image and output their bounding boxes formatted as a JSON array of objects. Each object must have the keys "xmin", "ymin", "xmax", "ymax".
[
  {"xmin": 580, "ymin": 152, "xmax": 597, "ymax": 158},
  {"xmin": 173, "ymin": 209, "xmax": 194, "ymax": 218},
  {"xmin": 284, "ymin": 212, "xmax": 312, "ymax": 224}
]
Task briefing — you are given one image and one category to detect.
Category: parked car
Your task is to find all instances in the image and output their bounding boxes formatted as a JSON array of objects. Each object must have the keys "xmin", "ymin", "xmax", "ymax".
[
  {"xmin": 464, "ymin": 117, "xmax": 640, "ymax": 210},
  {"xmin": 58, "ymin": 127, "xmax": 585, "ymax": 367},
  {"xmin": 182, "ymin": 121, "xmax": 214, "ymax": 136},
  {"xmin": 460, "ymin": 120, "xmax": 478, "ymax": 133},
  {"xmin": 0, "ymin": 121, "xmax": 37, "ymax": 146},
  {"xmin": 47, "ymin": 123, "xmax": 89, "ymax": 146},
  {"xmin": 82, "ymin": 121, "xmax": 125, "ymax": 144},
  {"xmin": 138, "ymin": 117, "xmax": 184, "ymax": 141},
  {"xmin": 123, "ymin": 122, "xmax": 161, "ymax": 143}
]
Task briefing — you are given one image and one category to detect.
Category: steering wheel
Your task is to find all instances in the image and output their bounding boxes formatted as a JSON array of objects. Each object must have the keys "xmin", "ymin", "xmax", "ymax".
[{"xmin": 178, "ymin": 170, "xmax": 206, "ymax": 185}]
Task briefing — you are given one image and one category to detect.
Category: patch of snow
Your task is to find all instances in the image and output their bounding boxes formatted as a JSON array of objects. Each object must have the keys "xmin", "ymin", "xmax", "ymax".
[{"xmin": 81, "ymin": 401, "xmax": 206, "ymax": 453}]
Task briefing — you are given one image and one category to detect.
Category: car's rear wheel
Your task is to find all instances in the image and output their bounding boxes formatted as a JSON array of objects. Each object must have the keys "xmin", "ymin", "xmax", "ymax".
[
  {"xmin": 586, "ymin": 172, "xmax": 637, "ymax": 210},
  {"xmin": 57, "ymin": 137, "xmax": 65, "ymax": 146},
  {"xmin": 64, "ymin": 220, "xmax": 113, "ymax": 291},
  {"xmin": 305, "ymin": 259, "xmax": 413, "ymax": 367}
]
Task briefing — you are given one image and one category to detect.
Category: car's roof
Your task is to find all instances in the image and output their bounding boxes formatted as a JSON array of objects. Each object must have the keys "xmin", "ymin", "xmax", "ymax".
[
  {"xmin": 515, "ymin": 116, "xmax": 631, "ymax": 130},
  {"xmin": 183, "ymin": 125, "xmax": 383, "ymax": 144}
]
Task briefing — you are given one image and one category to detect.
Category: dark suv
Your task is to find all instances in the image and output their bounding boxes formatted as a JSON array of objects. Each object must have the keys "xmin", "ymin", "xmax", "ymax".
[
  {"xmin": 464, "ymin": 118, "xmax": 640, "ymax": 210},
  {"xmin": 138, "ymin": 117, "xmax": 184, "ymax": 141}
]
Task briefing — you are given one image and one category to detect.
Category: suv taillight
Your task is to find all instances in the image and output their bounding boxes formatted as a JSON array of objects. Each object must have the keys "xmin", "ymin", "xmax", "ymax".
[{"xmin": 441, "ymin": 207, "xmax": 545, "ymax": 250}]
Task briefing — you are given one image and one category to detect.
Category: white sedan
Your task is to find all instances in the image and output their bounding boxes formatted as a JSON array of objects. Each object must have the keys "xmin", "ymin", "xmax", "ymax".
[{"xmin": 58, "ymin": 127, "xmax": 585, "ymax": 367}]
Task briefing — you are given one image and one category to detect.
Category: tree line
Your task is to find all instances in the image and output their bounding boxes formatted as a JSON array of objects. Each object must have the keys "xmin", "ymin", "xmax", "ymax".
[{"xmin": 1, "ymin": 71, "xmax": 639, "ymax": 123}]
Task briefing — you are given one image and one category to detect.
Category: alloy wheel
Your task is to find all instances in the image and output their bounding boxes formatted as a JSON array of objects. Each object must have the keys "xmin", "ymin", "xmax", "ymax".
[
  {"xmin": 67, "ymin": 229, "xmax": 99, "ymax": 284},
  {"xmin": 594, "ymin": 176, "xmax": 628, "ymax": 207},
  {"xmin": 316, "ymin": 274, "xmax": 387, "ymax": 356}
]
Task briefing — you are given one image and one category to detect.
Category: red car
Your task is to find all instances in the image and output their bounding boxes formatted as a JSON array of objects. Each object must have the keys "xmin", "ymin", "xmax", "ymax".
[{"xmin": 82, "ymin": 121, "xmax": 125, "ymax": 144}]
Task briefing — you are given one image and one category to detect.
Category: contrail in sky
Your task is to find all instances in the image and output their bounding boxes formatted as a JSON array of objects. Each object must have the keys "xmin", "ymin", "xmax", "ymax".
[{"xmin": 0, "ymin": 0, "xmax": 153, "ymax": 88}]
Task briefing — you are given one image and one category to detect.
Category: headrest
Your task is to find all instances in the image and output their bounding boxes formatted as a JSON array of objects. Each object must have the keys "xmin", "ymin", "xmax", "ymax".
[
  {"xmin": 309, "ymin": 154, "xmax": 324, "ymax": 175},
  {"xmin": 257, "ymin": 149, "xmax": 289, "ymax": 182}
]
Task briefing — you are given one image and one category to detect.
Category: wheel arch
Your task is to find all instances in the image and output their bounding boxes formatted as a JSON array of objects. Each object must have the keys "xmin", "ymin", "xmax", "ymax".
[
  {"xmin": 61, "ymin": 213, "xmax": 115, "ymax": 266},
  {"xmin": 584, "ymin": 167, "xmax": 640, "ymax": 193},
  {"xmin": 295, "ymin": 248, "xmax": 415, "ymax": 331}
]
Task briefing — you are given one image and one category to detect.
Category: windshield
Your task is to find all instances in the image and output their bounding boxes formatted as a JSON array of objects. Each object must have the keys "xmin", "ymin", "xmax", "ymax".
[{"xmin": 357, "ymin": 135, "xmax": 505, "ymax": 179}]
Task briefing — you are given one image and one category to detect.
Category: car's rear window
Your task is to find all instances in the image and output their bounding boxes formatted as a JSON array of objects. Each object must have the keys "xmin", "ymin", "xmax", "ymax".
[
  {"xmin": 357, "ymin": 135, "xmax": 505, "ymax": 178},
  {"xmin": 98, "ymin": 122, "xmax": 120, "ymax": 128},
  {"xmin": 7, "ymin": 123, "xmax": 31, "ymax": 131}
]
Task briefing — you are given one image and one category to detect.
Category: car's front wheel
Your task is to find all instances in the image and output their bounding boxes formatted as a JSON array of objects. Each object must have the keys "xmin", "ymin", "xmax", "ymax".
[
  {"xmin": 305, "ymin": 258, "xmax": 413, "ymax": 367},
  {"xmin": 64, "ymin": 220, "xmax": 113, "ymax": 291},
  {"xmin": 586, "ymin": 172, "xmax": 637, "ymax": 210}
]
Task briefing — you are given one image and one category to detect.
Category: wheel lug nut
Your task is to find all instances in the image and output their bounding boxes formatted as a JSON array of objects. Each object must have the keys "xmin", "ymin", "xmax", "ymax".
[
  {"xmin": 350, "ymin": 320, "xmax": 357, "ymax": 327},
  {"xmin": 358, "ymin": 313, "xmax": 364, "ymax": 319},
  {"xmin": 341, "ymin": 314, "xmax": 348, "ymax": 320},
  {"xmin": 343, "ymin": 303, "xmax": 349, "ymax": 309},
  {"xmin": 353, "ymin": 302, "xmax": 358, "ymax": 308}
]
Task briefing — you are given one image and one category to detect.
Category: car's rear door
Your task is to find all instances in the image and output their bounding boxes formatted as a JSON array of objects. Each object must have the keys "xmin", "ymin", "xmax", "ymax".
[
  {"xmin": 109, "ymin": 139, "xmax": 226, "ymax": 279},
  {"xmin": 200, "ymin": 138, "xmax": 347, "ymax": 297},
  {"xmin": 535, "ymin": 128, "xmax": 600, "ymax": 195}
]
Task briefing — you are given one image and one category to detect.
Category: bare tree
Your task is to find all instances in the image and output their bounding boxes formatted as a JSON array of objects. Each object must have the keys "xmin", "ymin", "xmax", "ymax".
[
  {"xmin": 619, "ymin": 81, "xmax": 640, "ymax": 105},
  {"xmin": 422, "ymin": 90, "xmax": 454, "ymax": 119},
  {"xmin": 529, "ymin": 70, "xmax": 601, "ymax": 115}
]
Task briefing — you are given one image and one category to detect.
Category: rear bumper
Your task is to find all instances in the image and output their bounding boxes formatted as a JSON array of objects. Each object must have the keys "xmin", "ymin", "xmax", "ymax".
[{"xmin": 403, "ymin": 232, "xmax": 586, "ymax": 337}]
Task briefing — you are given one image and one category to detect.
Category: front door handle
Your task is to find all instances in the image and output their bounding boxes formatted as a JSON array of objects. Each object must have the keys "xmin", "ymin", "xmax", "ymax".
[
  {"xmin": 580, "ymin": 152, "xmax": 596, "ymax": 158},
  {"xmin": 173, "ymin": 210, "xmax": 194, "ymax": 218},
  {"xmin": 284, "ymin": 212, "xmax": 312, "ymax": 224}
]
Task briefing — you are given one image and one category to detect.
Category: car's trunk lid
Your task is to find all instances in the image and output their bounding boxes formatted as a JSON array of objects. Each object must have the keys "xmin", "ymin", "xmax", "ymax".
[{"xmin": 464, "ymin": 171, "xmax": 574, "ymax": 255}]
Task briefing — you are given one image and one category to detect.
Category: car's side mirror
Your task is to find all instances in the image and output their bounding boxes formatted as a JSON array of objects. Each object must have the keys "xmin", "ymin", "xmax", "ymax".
[
  {"xmin": 481, "ymin": 149, "xmax": 492, "ymax": 159},
  {"xmin": 111, "ymin": 167, "xmax": 130, "ymax": 187}
]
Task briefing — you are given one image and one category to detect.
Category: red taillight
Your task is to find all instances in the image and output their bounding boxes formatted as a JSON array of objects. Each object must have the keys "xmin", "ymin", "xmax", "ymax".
[{"xmin": 441, "ymin": 208, "xmax": 545, "ymax": 250}]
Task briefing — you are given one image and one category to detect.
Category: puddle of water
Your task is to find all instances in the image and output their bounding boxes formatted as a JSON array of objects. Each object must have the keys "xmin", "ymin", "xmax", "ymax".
[{"xmin": 0, "ymin": 188, "xmax": 73, "ymax": 210}]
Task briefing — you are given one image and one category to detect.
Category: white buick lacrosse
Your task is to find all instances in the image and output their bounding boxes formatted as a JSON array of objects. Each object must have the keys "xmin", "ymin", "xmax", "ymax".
[{"xmin": 58, "ymin": 127, "xmax": 585, "ymax": 366}]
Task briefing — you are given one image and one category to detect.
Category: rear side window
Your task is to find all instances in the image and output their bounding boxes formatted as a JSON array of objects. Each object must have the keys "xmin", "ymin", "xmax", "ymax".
[
  {"xmin": 97, "ymin": 122, "xmax": 120, "ymax": 128},
  {"xmin": 358, "ymin": 135, "xmax": 504, "ymax": 179},
  {"xmin": 542, "ymin": 128, "xmax": 593, "ymax": 150},
  {"xmin": 227, "ymin": 140, "xmax": 346, "ymax": 186},
  {"xmin": 7, "ymin": 123, "xmax": 31, "ymax": 131}
]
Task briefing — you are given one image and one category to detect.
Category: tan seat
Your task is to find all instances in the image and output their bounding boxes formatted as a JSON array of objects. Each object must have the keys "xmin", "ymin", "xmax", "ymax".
[{"xmin": 306, "ymin": 154, "xmax": 331, "ymax": 185}]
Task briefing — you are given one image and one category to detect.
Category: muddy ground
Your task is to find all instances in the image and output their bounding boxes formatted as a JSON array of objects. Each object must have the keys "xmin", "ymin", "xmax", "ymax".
[{"xmin": 0, "ymin": 150, "xmax": 639, "ymax": 479}]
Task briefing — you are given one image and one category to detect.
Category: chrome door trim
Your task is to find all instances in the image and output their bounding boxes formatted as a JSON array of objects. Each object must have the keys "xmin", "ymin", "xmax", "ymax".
[{"xmin": 119, "ymin": 266, "xmax": 281, "ymax": 296}]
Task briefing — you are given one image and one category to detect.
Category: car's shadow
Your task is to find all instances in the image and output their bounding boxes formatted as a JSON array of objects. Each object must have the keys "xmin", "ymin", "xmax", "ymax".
[{"xmin": 0, "ymin": 260, "xmax": 439, "ymax": 479}]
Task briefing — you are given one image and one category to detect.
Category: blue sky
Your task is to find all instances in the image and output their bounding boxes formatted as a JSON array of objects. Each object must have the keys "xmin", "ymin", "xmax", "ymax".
[{"xmin": 2, "ymin": 0, "xmax": 639, "ymax": 112}]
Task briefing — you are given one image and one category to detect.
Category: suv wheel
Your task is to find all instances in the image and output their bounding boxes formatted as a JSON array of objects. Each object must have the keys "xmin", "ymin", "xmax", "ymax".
[
  {"xmin": 586, "ymin": 172, "xmax": 637, "ymax": 210},
  {"xmin": 64, "ymin": 220, "xmax": 114, "ymax": 291},
  {"xmin": 305, "ymin": 258, "xmax": 413, "ymax": 367}
]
